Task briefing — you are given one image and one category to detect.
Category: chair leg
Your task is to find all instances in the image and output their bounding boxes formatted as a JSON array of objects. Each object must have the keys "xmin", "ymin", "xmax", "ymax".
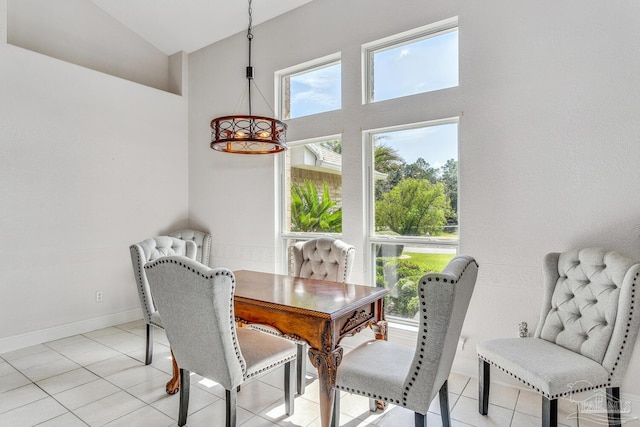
[
  {"xmin": 331, "ymin": 389, "xmax": 340, "ymax": 427},
  {"xmin": 178, "ymin": 369, "xmax": 190, "ymax": 427},
  {"xmin": 145, "ymin": 324, "xmax": 153, "ymax": 365},
  {"xmin": 479, "ymin": 358, "xmax": 490, "ymax": 415},
  {"xmin": 297, "ymin": 343, "xmax": 307, "ymax": 395},
  {"xmin": 415, "ymin": 412, "xmax": 427, "ymax": 427},
  {"xmin": 542, "ymin": 396, "xmax": 557, "ymax": 427},
  {"xmin": 226, "ymin": 388, "xmax": 238, "ymax": 427},
  {"xmin": 439, "ymin": 380, "xmax": 451, "ymax": 427},
  {"xmin": 284, "ymin": 360, "xmax": 295, "ymax": 416},
  {"xmin": 607, "ymin": 387, "xmax": 621, "ymax": 427}
]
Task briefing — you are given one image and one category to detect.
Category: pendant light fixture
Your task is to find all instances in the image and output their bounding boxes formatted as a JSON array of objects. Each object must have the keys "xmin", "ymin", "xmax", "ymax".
[{"xmin": 210, "ymin": 0, "xmax": 287, "ymax": 154}]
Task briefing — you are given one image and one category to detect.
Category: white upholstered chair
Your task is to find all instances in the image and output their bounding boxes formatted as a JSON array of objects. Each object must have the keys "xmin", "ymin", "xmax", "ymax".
[
  {"xmin": 144, "ymin": 256, "xmax": 297, "ymax": 427},
  {"xmin": 333, "ymin": 255, "xmax": 479, "ymax": 427},
  {"xmin": 292, "ymin": 237, "xmax": 355, "ymax": 283},
  {"xmin": 477, "ymin": 248, "xmax": 640, "ymax": 427},
  {"xmin": 290, "ymin": 237, "xmax": 355, "ymax": 395},
  {"xmin": 169, "ymin": 229, "xmax": 212, "ymax": 266},
  {"xmin": 129, "ymin": 236, "xmax": 197, "ymax": 365}
]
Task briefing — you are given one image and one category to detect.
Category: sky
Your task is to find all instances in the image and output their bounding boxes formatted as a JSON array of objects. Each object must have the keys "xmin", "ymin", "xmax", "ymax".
[
  {"xmin": 289, "ymin": 62, "xmax": 341, "ymax": 118},
  {"xmin": 288, "ymin": 28, "xmax": 459, "ymax": 167},
  {"xmin": 288, "ymin": 29, "xmax": 458, "ymax": 118},
  {"xmin": 376, "ymin": 123, "xmax": 457, "ymax": 168},
  {"xmin": 373, "ymin": 30, "xmax": 458, "ymax": 102}
]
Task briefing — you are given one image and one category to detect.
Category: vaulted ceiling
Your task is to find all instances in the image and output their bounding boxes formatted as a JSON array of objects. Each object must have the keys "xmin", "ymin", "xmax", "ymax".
[{"xmin": 88, "ymin": 0, "xmax": 312, "ymax": 55}]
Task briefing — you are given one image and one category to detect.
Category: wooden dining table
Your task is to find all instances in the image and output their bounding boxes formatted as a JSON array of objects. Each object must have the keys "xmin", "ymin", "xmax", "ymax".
[{"xmin": 165, "ymin": 269, "xmax": 388, "ymax": 427}]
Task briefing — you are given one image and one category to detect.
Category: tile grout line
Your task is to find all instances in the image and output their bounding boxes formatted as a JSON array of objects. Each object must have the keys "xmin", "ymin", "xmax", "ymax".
[{"xmin": 508, "ymin": 389, "xmax": 520, "ymax": 427}]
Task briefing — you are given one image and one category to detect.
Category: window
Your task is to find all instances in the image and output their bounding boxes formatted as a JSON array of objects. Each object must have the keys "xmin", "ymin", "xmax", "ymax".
[
  {"xmin": 368, "ymin": 120, "xmax": 458, "ymax": 322},
  {"xmin": 365, "ymin": 19, "xmax": 458, "ymax": 103},
  {"xmin": 279, "ymin": 57, "xmax": 341, "ymax": 120},
  {"xmin": 281, "ymin": 137, "xmax": 343, "ymax": 271},
  {"xmin": 277, "ymin": 18, "xmax": 461, "ymax": 329}
]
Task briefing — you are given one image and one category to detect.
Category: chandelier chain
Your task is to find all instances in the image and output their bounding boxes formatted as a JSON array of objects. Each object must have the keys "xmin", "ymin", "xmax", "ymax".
[
  {"xmin": 247, "ymin": 0, "xmax": 253, "ymax": 41},
  {"xmin": 246, "ymin": 0, "xmax": 253, "ymax": 114},
  {"xmin": 209, "ymin": 0, "xmax": 287, "ymax": 154}
]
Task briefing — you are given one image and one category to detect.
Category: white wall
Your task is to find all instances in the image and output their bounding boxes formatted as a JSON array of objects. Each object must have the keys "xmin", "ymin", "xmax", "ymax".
[
  {"xmin": 7, "ymin": 0, "xmax": 171, "ymax": 93},
  {"xmin": 459, "ymin": 0, "xmax": 640, "ymax": 393},
  {"xmin": 0, "ymin": 0, "xmax": 188, "ymax": 350},
  {"xmin": 189, "ymin": 0, "xmax": 640, "ymax": 397}
]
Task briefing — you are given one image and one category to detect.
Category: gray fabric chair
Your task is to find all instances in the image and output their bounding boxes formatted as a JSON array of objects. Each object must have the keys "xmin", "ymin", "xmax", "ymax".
[
  {"xmin": 129, "ymin": 236, "xmax": 197, "ymax": 365},
  {"xmin": 292, "ymin": 237, "xmax": 355, "ymax": 283},
  {"xmin": 144, "ymin": 256, "xmax": 297, "ymax": 427},
  {"xmin": 287, "ymin": 237, "xmax": 356, "ymax": 395},
  {"xmin": 477, "ymin": 248, "xmax": 640, "ymax": 427},
  {"xmin": 169, "ymin": 229, "xmax": 212, "ymax": 266},
  {"xmin": 333, "ymin": 255, "xmax": 479, "ymax": 427}
]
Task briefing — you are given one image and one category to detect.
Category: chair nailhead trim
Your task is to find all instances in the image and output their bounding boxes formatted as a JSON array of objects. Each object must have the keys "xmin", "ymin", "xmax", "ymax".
[
  {"xmin": 245, "ymin": 354, "xmax": 297, "ymax": 379},
  {"xmin": 477, "ymin": 354, "xmax": 608, "ymax": 399},
  {"xmin": 145, "ymin": 257, "xmax": 246, "ymax": 374},
  {"xmin": 131, "ymin": 246, "xmax": 153, "ymax": 320},
  {"xmin": 478, "ymin": 261, "xmax": 639, "ymax": 400},
  {"xmin": 402, "ymin": 258, "xmax": 478, "ymax": 408},
  {"xmin": 335, "ymin": 385, "xmax": 399, "ymax": 405},
  {"xmin": 608, "ymin": 270, "xmax": 637, "ymax": 384}
]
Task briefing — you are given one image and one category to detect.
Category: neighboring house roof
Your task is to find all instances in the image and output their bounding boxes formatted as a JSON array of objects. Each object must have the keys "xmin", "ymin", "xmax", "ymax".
[{"xmin": 290, "ymin": 143, "xmax": 387, "ymax": 180}]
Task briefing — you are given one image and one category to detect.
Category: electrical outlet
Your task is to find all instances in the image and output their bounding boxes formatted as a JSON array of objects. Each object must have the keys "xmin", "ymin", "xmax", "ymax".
[{"xmin": 96, "ymin": 291, "xmax": 103, "ymax": 302}]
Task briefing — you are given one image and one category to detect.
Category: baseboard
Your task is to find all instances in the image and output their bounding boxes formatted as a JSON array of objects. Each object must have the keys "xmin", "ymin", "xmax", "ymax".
[{"xmin": 0, "ymin": 309, "xmax": 142, "ymax": 354}]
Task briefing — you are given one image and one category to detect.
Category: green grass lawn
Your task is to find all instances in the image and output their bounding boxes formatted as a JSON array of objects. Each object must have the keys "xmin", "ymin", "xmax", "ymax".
[
  {"xmin": 376, "ymin": 251, "xmax": 456, "ymax": 318},
  {"xmin": 402, "ymin": 252, "xmax": 454, "ymax": 272}
]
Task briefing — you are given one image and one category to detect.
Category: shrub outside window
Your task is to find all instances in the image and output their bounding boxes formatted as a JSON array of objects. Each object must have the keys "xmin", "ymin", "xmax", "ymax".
[
  {"xmin": 369, "ymin": 120, "xmax": 459, "ymax": 322},
  {"xmin": 281, "ymin": 137, "xmax": 343, "ymax": 273}
]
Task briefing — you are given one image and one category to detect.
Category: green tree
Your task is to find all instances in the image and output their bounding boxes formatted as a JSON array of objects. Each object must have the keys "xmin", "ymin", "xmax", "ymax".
[
  {"xmin": 291, "ymin": 180, "xmax": 342, "ymax": 232},
  {"xmin": 403, "ymin": 158, "xmax": 437, "ymax": 183},
  {"xmin": 440, "ymin": 159, "xmax": 458, "ymax": 225},
  {"xmin": 320, "ymin": 138, "xmax": 403, "ymax": 173},
  {"xmin": 374, "ymin": 142, "xmax": 404, "ymax": 200},
  {"xmin": 374, "ymin": 142, "xmax": 403, "ymax": 173},
  {"xmin": 376, "ymin": 178, "xmax": 449, "ymax": 236}
]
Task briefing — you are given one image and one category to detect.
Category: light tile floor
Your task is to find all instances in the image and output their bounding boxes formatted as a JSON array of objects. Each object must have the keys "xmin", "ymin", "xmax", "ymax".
[{"xmin": 0, "ymin": 320, "xmax": 636, "ymax": 426}]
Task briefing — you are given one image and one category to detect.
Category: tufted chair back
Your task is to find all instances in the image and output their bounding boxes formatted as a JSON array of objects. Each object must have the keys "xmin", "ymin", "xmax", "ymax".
[
  {"xmin": 535, "ymin": 247, "xmax": 640, "ymax": 381},
  {"xmin": 292, "ymin": 237, "xmax": 355, "ymax": 283},
  {"xmin": 169, "ymin": 229, "xmax": 212, "ymax": 266},
  {"xmin": 130, "ymin": 236, "xmax": 197, "ymax": 326},
  {"xmin": 477, "ymin": 248, "xmax": 640, "ymax": 425}
]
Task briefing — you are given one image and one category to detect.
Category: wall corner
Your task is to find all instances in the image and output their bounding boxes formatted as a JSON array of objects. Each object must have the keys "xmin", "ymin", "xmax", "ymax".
[{"xmin": 169, "ymin": 50, "xmax": 188, "ymax": 97}]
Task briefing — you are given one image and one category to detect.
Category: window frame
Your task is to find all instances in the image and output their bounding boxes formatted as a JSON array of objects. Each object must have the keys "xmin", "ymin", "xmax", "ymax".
[
  {"xmin": 275, "ymin": 18, "xmax": 461, "ymax": 324},
  {"xmin": 276, "ymin": 53, "xmax": 342, "ymax": 120},
  {"xmin": 364, "ymin": 117, "xmax": 460, "ymax": 312},
  {"xmin": 280, "ymin": 135, "xmax": 344, "ymax": 272},
  {"xmin": 362, "ymin": 16, "xmax": 459, "ymax": 105}
]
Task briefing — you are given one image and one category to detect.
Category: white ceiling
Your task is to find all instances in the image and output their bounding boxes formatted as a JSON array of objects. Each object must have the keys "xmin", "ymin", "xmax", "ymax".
[{"xmin": 88, "ymin": 0, "xmax": 312, "ymax": 55}]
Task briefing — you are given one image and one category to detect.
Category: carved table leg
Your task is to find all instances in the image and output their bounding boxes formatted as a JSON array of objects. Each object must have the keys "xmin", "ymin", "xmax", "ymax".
[
  {"xmin": 308, "ymin": 347, "xmax": 343, "ymax": 427},
  {"xmin": 166, "ymin": 349, "xmax": 180, "ymax": 395}
]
